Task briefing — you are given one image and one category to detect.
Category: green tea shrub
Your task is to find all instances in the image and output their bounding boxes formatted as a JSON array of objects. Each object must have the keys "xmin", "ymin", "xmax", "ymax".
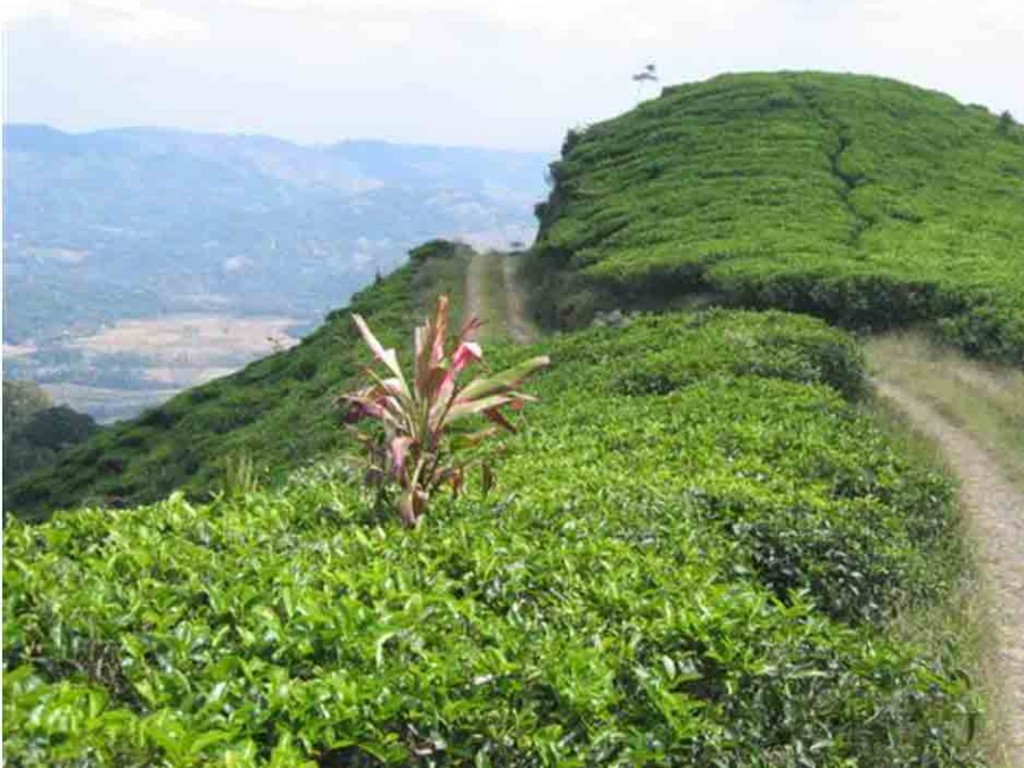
[
  {"xmin": 531, "ymin": 72, "xmax": 1024, "ymax": 366},
  {"xmin": 548, "ymin": 309, "xmax": 866, "ymax": 399},
  {"xmin": 4, "ymin": 309, "xmax": 982, "ymax": 765}
]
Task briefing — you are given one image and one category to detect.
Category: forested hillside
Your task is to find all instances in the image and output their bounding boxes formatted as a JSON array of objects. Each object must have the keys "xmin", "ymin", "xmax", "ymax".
[
  {"xmin": 2, "ymin": 380, "xmax": 98, "ymax": 485},
  {"xmin": 529, "ymin": 72, "xmax": 1024, "ymax": 363}
]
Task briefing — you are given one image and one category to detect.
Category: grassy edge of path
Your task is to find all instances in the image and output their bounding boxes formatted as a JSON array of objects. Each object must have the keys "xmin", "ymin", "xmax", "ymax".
[{"xmin": 869, "ymin": 333, "xmax": 1024, "ymax": 767}]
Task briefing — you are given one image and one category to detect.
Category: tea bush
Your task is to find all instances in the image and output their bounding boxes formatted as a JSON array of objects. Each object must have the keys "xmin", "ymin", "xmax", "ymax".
[
  {"xmin": 531, "ymin": 72, "xmax": 1024, "ymax": 365},
  {"xmin": 4, "ymin": 310, "xmax": 983, "ymax": 766}
]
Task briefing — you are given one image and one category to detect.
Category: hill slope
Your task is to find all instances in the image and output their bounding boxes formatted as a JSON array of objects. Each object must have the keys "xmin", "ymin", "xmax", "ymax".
[
  {"xmin": 4, "ymin": 245, "xmax": 473, "ymax": 518},
  {"xmin": 528, "ymin": 72, "xmax": 1024, "ymax": 363},
  {"xmin": 2, "ymin": 380, "xmax": 98, "ymax": 485},
  {"xmin": 4, "ymin": 309, "xmax": 983, "ymax": 765},
  {"xmin": 11, "ymin": 72, "xmax": 1022, "ymax": 518},
  {"xmin": 3, "ymin": 74, "xmax": 1003, "ymax": 758}
]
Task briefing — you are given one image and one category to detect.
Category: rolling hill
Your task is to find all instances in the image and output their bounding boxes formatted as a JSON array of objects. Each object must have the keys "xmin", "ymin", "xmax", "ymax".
[
  {"xmin": 9, "ymin": 72, "xmax": 1023, "ymax": 518},
  {"xmin": 5, "ymin": 71, "xmax": 1016, "ymax": 764},
  {"xmin": 528, "ymin": 71, "xmax": 1024, "ymax": 363}
]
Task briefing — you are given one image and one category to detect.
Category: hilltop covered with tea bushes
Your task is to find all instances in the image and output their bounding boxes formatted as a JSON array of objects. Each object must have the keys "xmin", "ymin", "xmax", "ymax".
[
  {"xmin": 4, "ymin": 244, "xmax": 472, "ymax": 519},
  {"xmin": 4, "ymin": 310, "xmax": 982, "ymax": 765},
  {"xmin": 530, "ymin": 72, "xmax": 1024, "ymax": 364}
]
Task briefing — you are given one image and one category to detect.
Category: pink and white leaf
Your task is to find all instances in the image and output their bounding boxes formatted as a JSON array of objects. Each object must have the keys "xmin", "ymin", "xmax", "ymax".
[
  {"xmin": 352, "ymin": 313, "xmax": 409, "ymax": 393},
  {"xmin": 444, "ymin": 393, "xmax": 525, "ymax": 425},
  {"xmin": 452, "ymin": 341, "xmax": 483, "ymax": 373},
  {"xmin": 389, "ymin": 436, "xmax": 415, "ymax": 477}
]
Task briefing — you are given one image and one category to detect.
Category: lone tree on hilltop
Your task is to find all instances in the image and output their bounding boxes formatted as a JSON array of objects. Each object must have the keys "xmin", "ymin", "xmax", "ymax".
[{"xmin": 632, "ymin": 63, "xmax": 658, "ymax": 101}]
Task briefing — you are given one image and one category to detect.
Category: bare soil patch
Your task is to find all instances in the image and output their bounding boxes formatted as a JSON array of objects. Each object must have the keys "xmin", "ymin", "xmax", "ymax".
[{"xmin": 73, "ymin": 314, "xmax": 300, "ymax": 360}]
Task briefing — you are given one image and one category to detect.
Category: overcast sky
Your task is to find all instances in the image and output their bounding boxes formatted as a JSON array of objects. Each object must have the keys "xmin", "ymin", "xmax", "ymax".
[{"xmin": 3, "ymin": 0, "xmax": 1023, "ymax": 153}]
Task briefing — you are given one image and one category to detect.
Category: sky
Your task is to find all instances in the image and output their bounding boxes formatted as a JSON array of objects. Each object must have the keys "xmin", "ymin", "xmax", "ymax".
[{"xmin": 3, "ymin": 0, "xmax": 1023, "ymax": 153}]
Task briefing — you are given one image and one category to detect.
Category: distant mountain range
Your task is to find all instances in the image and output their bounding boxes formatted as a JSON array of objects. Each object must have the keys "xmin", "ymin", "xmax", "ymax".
[{"xmin": 3, "ymin": 124, "xmax": 550, "ymax": 419}]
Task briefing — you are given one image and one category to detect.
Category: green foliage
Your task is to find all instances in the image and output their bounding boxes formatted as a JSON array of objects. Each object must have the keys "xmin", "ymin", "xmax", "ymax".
[
  {"xmin": 408, "ymin": 238, "xmax": 463, "ymax": 264},
  {"xmin": 341, "ymin": 295, "xmax": 548, "ymax": 525},
  {"xmin": 551, "ymin": 308, "xmax": 867, "ymax": 400},
  {"xmin": 1, "ymin": 77, "xmax": 995, "ymax": 762},
  {"xmin": 220, "ymin": 452, "xmax": 262, "ymax": 498},
  {"xmin": 3, "ymin": 380, "xmax": 98, "ymax": 487},
  {"xmin": 19, "ymin": 405, "xmax": 98, "ymax": 450},
  {"xmin": 4, "ymin": 379, "xmax": 54, "ymax": 427},
  {"xmin": 4, "ymin": 309, "xmax": 982, "ymax": 765},
  {"xmin": 5, "ymin": 252, "xmax": 471, "ymax": 520},
  {"xmin": 531, "ymin": 72, "xmax": 1024, "ymax": 365}
]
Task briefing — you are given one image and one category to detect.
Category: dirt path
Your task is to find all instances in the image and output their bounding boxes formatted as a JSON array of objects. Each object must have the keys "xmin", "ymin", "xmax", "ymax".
[
  {"xmin": 464, "ymin": 251, "xmax": 537, "ymax": 344},
  {"xmin": 463, "ymin": 250, "xmax": 489, "ymax": 336},
  {"xmin": 875, "ymin": 378, "xmax": 1024, "ymax": 766},
  {"xmin": 501, "ymin": 254, "xmax": 537, "ymax": 344}
]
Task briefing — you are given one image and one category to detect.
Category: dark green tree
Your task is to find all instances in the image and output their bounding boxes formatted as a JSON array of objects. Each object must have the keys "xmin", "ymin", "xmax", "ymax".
[{"xmin": 3, "ymin": 380, "xmax": 98, "ymax": 487}]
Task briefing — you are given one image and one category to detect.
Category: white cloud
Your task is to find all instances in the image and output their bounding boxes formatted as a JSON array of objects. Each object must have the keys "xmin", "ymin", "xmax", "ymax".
[
  {"xmin": 222, "ymin": 255, "xmax": 252, "ymax": 272},
  {"xmin": 4, "ymin": 0, "xmax": 207, "ymax": 45},
  {"xmin": 855, "ymin": 0, "xmax": 1024, "ymax": 49},
  {"xmin": 5, "ymin": 0, "xmax": 1023, "ymax": 149},
  {"xmin": 221, "ymin": 0, "xmax": 771, "ymax": 43}
]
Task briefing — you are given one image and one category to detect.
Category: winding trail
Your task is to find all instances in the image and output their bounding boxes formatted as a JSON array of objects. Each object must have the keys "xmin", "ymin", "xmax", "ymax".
[
  {"xmin": 464, "ymin": 251, "xmax": 537, "ymax": 344},
  {"xmin": 875, "ymin": 378, "xmax": 1024, "ymax": 766}
]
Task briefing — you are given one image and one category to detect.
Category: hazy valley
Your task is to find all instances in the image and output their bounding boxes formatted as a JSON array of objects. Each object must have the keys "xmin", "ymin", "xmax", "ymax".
[{"xmin": 3, "ymin": 124, "xmax": 549, "ymax": 420}]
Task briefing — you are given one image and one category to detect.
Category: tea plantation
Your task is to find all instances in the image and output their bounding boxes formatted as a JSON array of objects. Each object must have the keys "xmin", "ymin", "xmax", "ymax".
[
  {"xmin": 5, "ymin": 71, "xmax": 1014, "ymax": 764},
  {"xmin": 4, "ymin": 309, "xmax": 983, "ymax": 765},
  {"xmin": 531, "ymin": 72, "xmax": 1024, "ymax": 364}
]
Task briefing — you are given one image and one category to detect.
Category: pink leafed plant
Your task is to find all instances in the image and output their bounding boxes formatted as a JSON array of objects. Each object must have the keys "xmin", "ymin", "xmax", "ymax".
[{"xmin": 338, "ymin": 295, "xmax": 549, "ymax": 526}]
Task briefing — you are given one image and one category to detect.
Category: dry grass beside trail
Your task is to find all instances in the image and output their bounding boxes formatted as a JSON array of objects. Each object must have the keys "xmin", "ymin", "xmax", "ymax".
[
  {"xmin": 868, "ymin": 333, "xmax": 1024, "ymax": 489},
  {"xmin": 870, "ymin": 333, "xmax": 1024, "ymax": 767},
  {"xmin": 502, "ymin": 254, "xmax": 538, "ymax": 344},
  {"xmin": 463, "ymin": 252, "xmax": 495, "ymax": 339}
]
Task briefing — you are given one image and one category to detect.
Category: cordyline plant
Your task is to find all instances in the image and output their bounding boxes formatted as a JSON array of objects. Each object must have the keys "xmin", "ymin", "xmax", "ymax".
[{"xmin": 339, "ymin": 295, "xmax": 549, "ymax": 526}]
